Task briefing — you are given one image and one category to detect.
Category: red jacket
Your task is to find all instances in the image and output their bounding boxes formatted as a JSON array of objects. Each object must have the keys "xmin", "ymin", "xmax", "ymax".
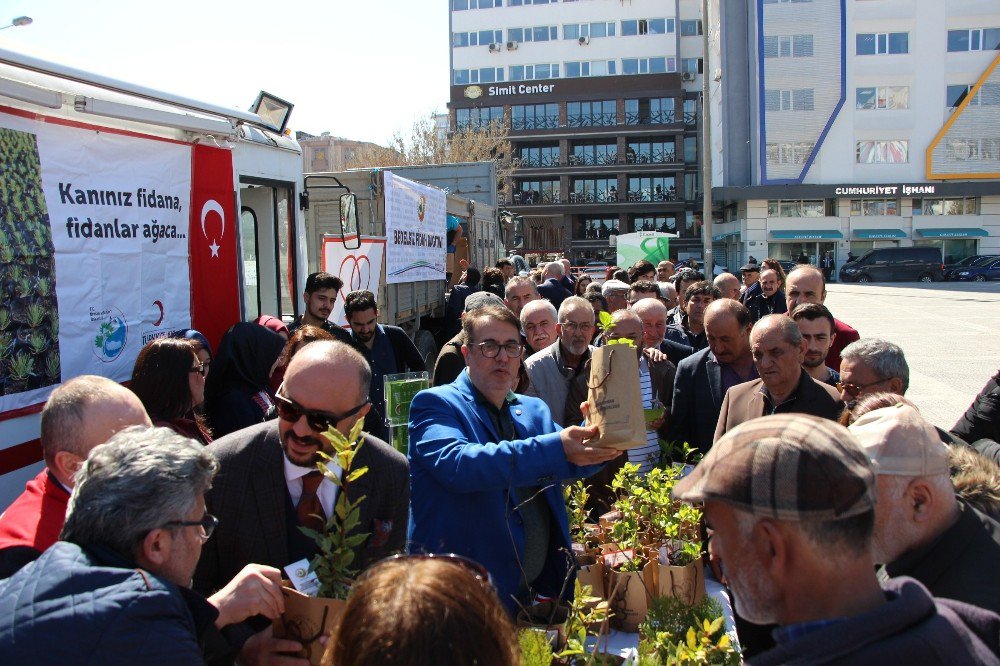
[
  {"xmin": 827, "ymin": 318, "xmax": 860, "ymax": 372},
  {"xmin": 0, "ymin": 470, "xmax": 70, "ymax": 571}
]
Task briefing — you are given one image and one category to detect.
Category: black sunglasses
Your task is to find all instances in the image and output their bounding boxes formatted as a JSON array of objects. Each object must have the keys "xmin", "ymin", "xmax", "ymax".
[
  {"xmin": 275, "ymin": 390, "xmax": 369, "ymax": 432},
  {"xmin": 364, "ymin": 552, "xmax": 496, "ymax": 589},
  {"xmin": 163, "ymin": 513, "xmax": 218, "ymax": 540}
]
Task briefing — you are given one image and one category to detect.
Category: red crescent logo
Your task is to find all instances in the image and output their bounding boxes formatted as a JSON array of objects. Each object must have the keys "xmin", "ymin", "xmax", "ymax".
[
  {"xmin": 152, "ymin": 300, "xmax": 164, "ymax": 327},
  {"xmin": 338, "ymin": 255, "xmax": 372, "ymax": 296}
]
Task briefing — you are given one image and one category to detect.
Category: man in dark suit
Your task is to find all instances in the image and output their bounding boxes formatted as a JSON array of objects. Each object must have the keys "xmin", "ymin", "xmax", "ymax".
[
  {"xmin": 537, "ymin": 261, "xmax": 572, "ymax": 311},
  {"xmin": 667, "ymin": 300, "xmax": 756, "ymax": 457},
  {"xmin": 408, "ymin": 305, "xmax": 618, "ymax": 612},
  {"xmin": 195, "ymin": 340, "xmax": 408, "ymax": 660},
  {"xmin": 714, "ymin": 315, "xmax": 844, "ymax": 442}
]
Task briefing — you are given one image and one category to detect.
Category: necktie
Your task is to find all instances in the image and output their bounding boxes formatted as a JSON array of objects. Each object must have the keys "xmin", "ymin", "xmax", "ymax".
[{"xmin": 297, "ymin": 471, "xmax": 327, "ymax": 533}]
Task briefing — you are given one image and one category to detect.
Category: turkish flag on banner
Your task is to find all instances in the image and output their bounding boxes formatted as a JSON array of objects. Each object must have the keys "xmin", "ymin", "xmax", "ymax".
[{"xmin": 189, "ymin": 144, "xmax": 240, "ymax": 352}]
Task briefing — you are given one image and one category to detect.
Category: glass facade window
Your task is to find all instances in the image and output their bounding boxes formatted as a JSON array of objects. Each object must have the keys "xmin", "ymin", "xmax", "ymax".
[
  {"xmin": 764, "ymin": 88, "xmax": 815, "ymax": 111},
  {"xmin": 576, "ymin": 217, "xmax": 620, "ymax": 240},
  {"xmin": 685, "ymin": 173, "xmax": 699, "ymax": 200},
  {"xmin": 633, "ymin": 215, "xmax": 677, "ymax": 233},
  {"xmin": 626, "ymin": 139, "xmax": 676, "ymax": 163},
  {"xmin": 508, "ymin": 0, "xmax": 552, "ymax": 5},
  {"xmin": 856, "ymin": 32, "xmax": 909, "ymax": 55},
  {"xmin": 681, "ymin": 58, "xmax": 704, "ymax": 75},
  {"xmin": 563, "ymin": 22, "xmax": 616, "ymax": 39},
  {"xmin": 453, "ymin": 30, "xmax": 503, "ymax": 47},
  {"xmin": 564, "ymin": 60, "xmax": 616, "ymax": 78},
  {"xmin": 453, "ymin": 0, "xmax": 502, "ymax": 8},
  {"xmin": 456, "ymin": 106, "xmax": 504, "ymax": 130},
  {"xmin": 567, "ymin": 100, "xmax": 616, "ymax": 127},
  {"xmin": 766, "ymin": 142, "xmax": 815, "ymax": 165},
  {"xmin": 683, "ymin": 99, "xmax": 697, "ymax": 124},
  {"xmin": 767, "ymin": 200, "xmax": 825, "ymax": 217},
  {"xmin": 511, "ymin": 103, "xmax": 559, "ymax": 130},
  {"xmin": 856, "ymin": 86, "xmax": 909, "ymax": 110},
  {"xmin": 684, "ymin": 136, "xmax": 697, "ymax": 162},
  {"xmin": 763, "ymin": 34, "xmax": 814, "ymax": 57},
  {"xmin": 518, "ymin": 144, "xmax": 559, "ymax": 167},
  {"xmin": 510, "ymin": 63, "xmax": 560, "ymax": 81},
  {"xmin": 912, "ymin": 197, "xmax": 978, "ymax": 215},
  {"xmin": 514, "ymin": 179, "xmax": 560, "ymax": 204},
  {"xmin": 627, "ymin": 175, "xmax": 676, "ymax": 202},
  {"xmin": 452, "ymin": 68, "xmax": 505, "ymax": 85},
  {"xmin": 624, "ymin": 97, "xmax": 675, "ymax": 124},
  {"xmin": 946, "ymin": 138, "xmax": 1000, "ymax": 161},
  {"xmin": 622, "ymin": 57, "xmax": 673, "ymax": 74},
  {"xmin": 571, "ymin": 178, "xmax": 618, "ymax": 203},
  {"xmin": 508, "ymin": 26, "xmax": 558, "ymax": 42},
  {"xmin": 947, "ymin": 28, "xmax": 1000, "ymax": 52},
  {"xmin": 849, "ymin": 199, "xmax": 898, "ymax": 216},
  {"xmin": 621, "ymin": 18, "xmax": 673, "ymax": 36},
  {"xmin": 856, "ymin": 140, "xmax": 908, "ymax": 164},
  {"xmin": 680, "ymin": 20, "xmax": 702, "ymax": 36},
  {"xmin": 913, "ymin": 239, "xmax": 978, "ymax": 264},
  {"xmin": 570, "ymin": 143, "xmax": 617, "ymax": 166},
  {"xmin": 947, "ymin": 83, "xmax": 1000, "ymax": 108}
]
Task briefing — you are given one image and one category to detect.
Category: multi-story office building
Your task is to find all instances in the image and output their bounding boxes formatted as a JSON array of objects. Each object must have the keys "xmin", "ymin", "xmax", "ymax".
[
  {"xmin": 448, "ymin": 0, "xmax": 708, "ymax": 265},
  {"xmin": 711, "ymin": 0, "xmax": 1000, "ymax": 271},
  {"xmin": 297, "ymin": 132, "xmax": 389, "ymax": 173}
]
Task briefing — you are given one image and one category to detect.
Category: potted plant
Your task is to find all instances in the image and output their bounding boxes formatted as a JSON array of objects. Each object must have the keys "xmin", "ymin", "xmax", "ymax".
[
  {"xmin": 637, "ymin": 595, "xmax": 739, "ymax": 665},
  {"xmin": 566, "ymin": 481, "xmax": 605, "ymax": 597},
  {"xmin": 272, "ymin": 418, "xmax": 370, "ymax": 665}
]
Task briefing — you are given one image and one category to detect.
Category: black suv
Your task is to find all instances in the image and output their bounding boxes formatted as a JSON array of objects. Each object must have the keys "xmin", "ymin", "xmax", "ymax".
[{"xmin": 839, "ymin": 247, "xmax": 945, "ymax": 283}]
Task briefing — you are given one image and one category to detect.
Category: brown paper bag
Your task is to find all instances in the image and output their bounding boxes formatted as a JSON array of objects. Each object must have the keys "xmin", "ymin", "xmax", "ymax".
[
  {"xmin": 587, "ymin": 345, "xmax": 646, "ymax": 450},
  {"xmin": 605, "ymin": 560, "xmax": 657, "ymax": 632},
  {"xmin": 273, "ymin": 583, "xmax": 347, "ymax": 666},
  {"xmin": 576, "ymin": 553, "xmax": 605, "ymax": 598},
  {"xmin": 657, "ymin": 558, "xmax": 706, "ymax": 606}
]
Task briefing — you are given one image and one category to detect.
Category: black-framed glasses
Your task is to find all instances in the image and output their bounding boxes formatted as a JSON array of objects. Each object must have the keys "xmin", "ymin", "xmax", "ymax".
[
  {"xmin": 836, "ymin": 378, "xmax": 889, "ymax": 398},
  {"xmin": 189, "ymin": 361, "xmax": 209, "ymax": 377},
  {"xmin": 163, "ymin": 513, "xmax": 218, "ymax": 540},
  {"xmin": 364, "ymin": 552, "xmax": 496, "ymax": 589},
  {"xmin": 559, "ymin": 321, "xmax": 595, "ymax": 333},
  {"xmin": 275, "ymin": 390, "xmax": 369, "ymax": 432},
  {"xmin": 476, "ymin": 341, "xmax": 523, "ymax": 359}
]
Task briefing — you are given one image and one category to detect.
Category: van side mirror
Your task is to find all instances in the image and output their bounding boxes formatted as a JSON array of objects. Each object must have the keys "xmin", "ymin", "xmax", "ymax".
[{"xmin": 340, "ymin": 193, "xmax": 359, "ymax": 250}]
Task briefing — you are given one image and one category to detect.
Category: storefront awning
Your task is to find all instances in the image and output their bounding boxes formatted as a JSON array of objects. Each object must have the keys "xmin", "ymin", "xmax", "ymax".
[
  {"xmin": 915, "ymin": 228, "xmax": 989, "ymax": 239},
  {"xmin": 770, "ymin": 230, "xmax": 843, "ymax": 240},
  {"xmin": 853, "ymin": 229, "xmax": 906, "ymax": 239},
  {"xmin": 712, "ymin": 231, "xmax": 740, "ymax": 242}
]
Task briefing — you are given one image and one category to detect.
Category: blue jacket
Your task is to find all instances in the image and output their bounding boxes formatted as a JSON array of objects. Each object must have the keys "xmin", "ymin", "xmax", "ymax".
[
  {"xmin": 0, "ymin": 541, "xmax": 212, "ymax": 665},
  {"xmin": 407, "ymin": 371, "xmax": 599, "ymax": 611}
]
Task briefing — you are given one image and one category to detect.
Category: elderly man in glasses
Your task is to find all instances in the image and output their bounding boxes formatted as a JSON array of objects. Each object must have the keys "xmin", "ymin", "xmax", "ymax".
[
  {"xmin": 838, "ymin": 338, "xmax": 909, "ymax": 408},
  {"xmin": 195, "ymin": 340, "xmax": 409, "ymax": 663},
  {"xmin": 408, "ymin": 304, "xmax": 619, "ymax": 613},
  {"xmin": 0, "ymin": 427, "xmax": 289, "ymax": 664}
]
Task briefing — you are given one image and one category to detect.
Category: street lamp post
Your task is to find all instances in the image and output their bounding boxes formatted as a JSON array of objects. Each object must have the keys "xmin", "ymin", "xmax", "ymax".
[
  {"xmin": 700, "ymin": 0, "xmax": 714, "ymax": 276},
  {"xmin": 0, "ymin": 16, "xmax": 33, "ymax": 31}
]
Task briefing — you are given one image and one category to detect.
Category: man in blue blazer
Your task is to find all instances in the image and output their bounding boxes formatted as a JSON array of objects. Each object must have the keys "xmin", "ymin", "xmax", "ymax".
[{"xmin": 408, "ymin": 304, "xmax": 619, "ymax": 612}]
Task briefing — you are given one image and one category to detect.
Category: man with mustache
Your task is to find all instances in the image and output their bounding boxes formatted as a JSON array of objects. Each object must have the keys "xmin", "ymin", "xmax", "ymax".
[
  {"xmin": 288, "ymin": 271, "xmax": 354, "ymax": 346},
  {"xmin": 195, "ymin": 340, "xmax": 408, "ymax": 661},
  {"xmin": 520, "ymin": 299, "xmax": 558, "ymax": 356}
]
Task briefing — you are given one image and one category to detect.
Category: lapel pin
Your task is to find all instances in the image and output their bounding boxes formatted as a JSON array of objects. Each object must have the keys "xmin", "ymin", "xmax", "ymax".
[{"xmin": 515, "ymin": 409, "xmax": 522, "ymax": 416}]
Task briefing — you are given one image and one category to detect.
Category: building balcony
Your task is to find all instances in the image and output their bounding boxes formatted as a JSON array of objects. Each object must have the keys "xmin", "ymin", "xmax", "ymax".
[{"xmin": 515, "ymin": 151, "xmax": 684, "ymax": 171}]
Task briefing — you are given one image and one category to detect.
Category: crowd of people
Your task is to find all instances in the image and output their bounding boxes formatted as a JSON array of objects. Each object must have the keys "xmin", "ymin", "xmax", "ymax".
[{"xmin": 0, "ymin": 257, "xmax": 998, "ymax": 665}]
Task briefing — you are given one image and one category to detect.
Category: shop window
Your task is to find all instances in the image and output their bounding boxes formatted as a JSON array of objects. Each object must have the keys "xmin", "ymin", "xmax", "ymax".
[
  {"xmin": 766, "ymin": 199, "xmax": 826, "ymax": 217},
  {"xmin": 575, "ymin": 217, "xmax": 619, "ymax": 239},
  {"xmin": 912, "ymin": 197, "xmax": 977, "ymax": 215},
  {"xmin": 914, "ymin": 239, "xmax": 978, "ymax": 264},
  {"xmin": 849, "ymin": 199, "xmax": 898, "ymax": 216}
]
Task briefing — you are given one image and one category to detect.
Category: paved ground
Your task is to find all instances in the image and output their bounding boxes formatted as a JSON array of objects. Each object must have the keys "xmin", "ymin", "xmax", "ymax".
[{"xmin": 825, "ymin": 281, "xmax": 1000, "ymax": 430}]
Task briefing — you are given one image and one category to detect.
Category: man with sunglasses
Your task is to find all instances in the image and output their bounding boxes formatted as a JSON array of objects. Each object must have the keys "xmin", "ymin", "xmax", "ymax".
[
  {"xmin": 196, "ymin": 340, "xmax": 408, "ymax": 662},
  {"xmin": 0, "ymin": 427, "xmax": 288, "ymax": 664},
  {"xmin": 838, "ymin": 338, "xmax": 909, "ymax": 408},
  {"xmin": 408, "ymin": 305, "xmax": 619, "ymax": 613}
]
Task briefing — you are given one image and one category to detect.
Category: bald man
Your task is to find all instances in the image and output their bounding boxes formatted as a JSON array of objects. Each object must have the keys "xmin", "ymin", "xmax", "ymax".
[
  {"xmin": 785, "ymin": 265, "xmax": 859, "ymax": 371},
  {"xmin": 631, "ymin": 297, "xmax": 694, "ymax": 367},
  {"xmin": 0, "ymin": 376, "xmax": 151, "ymax": 578},
  {"xmin": 713, "ymin": 273, "xmax": 742, "ymax": 301}
]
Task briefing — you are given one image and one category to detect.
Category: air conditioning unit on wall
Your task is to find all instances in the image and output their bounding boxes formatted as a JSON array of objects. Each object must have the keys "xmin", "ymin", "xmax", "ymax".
[
  {"xmin": 489, "ymin": 42, "xmax": 502, "ymax": 53},
  {"xmin": 506, "ymin": 40, "xmax": 518, "ymax": 51},
  {"xmin": 682, "ymin": 72, "xmax": 696, "ymax": 81},
  {"xmin": 578, "ymin": 36, "xmax": 590, "ymax": 45}
]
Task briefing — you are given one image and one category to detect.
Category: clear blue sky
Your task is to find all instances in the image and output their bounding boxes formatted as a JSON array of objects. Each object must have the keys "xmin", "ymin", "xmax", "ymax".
[{"xmin": 0, "ymin": 1, "xmax": 450, "ymax": 144}]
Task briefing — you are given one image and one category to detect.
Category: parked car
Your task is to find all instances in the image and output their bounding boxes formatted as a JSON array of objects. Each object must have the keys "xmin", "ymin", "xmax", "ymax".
[
  {"xmin": 945, "ymin": 255, "xmax": 999, "ymax": 280},
  {"xmin": 954, "ymin": 257, "xmax": 1000, "ymax": 282},
  {"xmin": 839, "ymin": 247, "xmax": 945, "ymax": 283}
]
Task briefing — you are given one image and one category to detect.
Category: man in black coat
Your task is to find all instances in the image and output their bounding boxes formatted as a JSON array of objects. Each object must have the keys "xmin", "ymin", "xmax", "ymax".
[
  {"xmin": 343, "ymin": 290, "xmax": 426, "ymax": 442},
  {"xmin": 195, "ymin": 340, "xmax": 409, "ymax": 662}
]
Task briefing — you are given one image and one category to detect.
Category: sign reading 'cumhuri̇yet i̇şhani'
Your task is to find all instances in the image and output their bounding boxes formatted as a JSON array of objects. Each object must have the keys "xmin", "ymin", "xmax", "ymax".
[{"xmin": 382, "ymin": 171, "xmax": 446, "ymax": 284}]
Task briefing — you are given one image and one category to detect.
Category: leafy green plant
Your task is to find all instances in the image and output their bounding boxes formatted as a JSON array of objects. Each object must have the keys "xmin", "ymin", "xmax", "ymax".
[
  {"xmin": 35, "ymin": 276, "xmax": 51, "ymax": 298},
  {"xmin": 26, "ymin": 302, "xmax": 46, "ymax": 328},
  {"xmin": 302, "ymin": 417, "xmax": 371, "ymax": 600},
  {"xmin": 0, "ymin": 332, "xmax": 12, "ymax": 360},
  {"xmin": 596, "ymin": 310, "xmax": 614, "ymax": 334},
  {"xmin": 556, "ymin": 581, "xmax": 612, "ymax": 664},
  {"xmin": 0, "ymin": 243, "xmax": 13, "ymax": 264},
  {"xmin": 27, "ymin": 330, "xmax": 47, "ymax": 354},
  {"xmin": 45, "ymin": 352, "xmax": 60, "ymax": 379},
  {"xmin": 518, "ymin": 628, "xmax": 555, "ymax": 666},
  {"xmin": 8, "ymin": 351, "xmax": 34, "ymax": 382},
  {"xmin": 565, "ymin": 480, "xmax": 590, "ymax": 544},
  {"xmin": 638, "ymin": 596, "xmax": 737, "ymax": 665},
  {"xmin": 0, "ymin": 308, "xmax": 11, "ymax": 331},
  {"xmin": 14, "ymin": 276, "xmax": 32, "ymax": 299}
]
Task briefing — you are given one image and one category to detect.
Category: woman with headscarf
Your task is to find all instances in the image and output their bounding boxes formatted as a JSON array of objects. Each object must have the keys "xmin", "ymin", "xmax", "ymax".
[
  {"xmin": 204, "ymin": 322, "xmax": 286, "ymax": 438},
  {"xmin": 131, "ymin": 337, "xmax": 213, "ymax": 445}
]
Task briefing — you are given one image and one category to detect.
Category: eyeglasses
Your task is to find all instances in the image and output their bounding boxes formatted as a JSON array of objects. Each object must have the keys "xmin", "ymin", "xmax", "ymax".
[
  {"xmin": 275, "ymin": 390, "xmax": 370, "ymax": 432},
  {"xmin": 475, "ymin": 341, "xmax": 523, "ymax": 359},
  {"xmin": 163, "ymin": 513, "xmax": 218, "ymax": 540},
  {"xmin": 364, "ymin": 552, "xmax": 496, "ymax": 589},
  {"xmin": 559, "ymin": 321, "xmax": 594, "ymax": 333},
  {"xmin": 836, "ymin": 378, "xmax": 889, "ymax": 398},
  {"xmin": 189, "ymin": 361, "xmax": 209, "ymax": 377}
]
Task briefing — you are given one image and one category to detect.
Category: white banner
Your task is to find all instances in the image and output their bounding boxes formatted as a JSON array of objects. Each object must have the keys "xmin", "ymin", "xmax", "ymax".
[
  {"xmin": 383, "ymin": 171, "xmax": 446, "ymax": 284},
  {"xmin": 321, "ymin": 236, "xmax": 386, "ymax": 328},
  {"xmin": 0, "ymin": 111, "xmax": 192, "ymax": 413}
]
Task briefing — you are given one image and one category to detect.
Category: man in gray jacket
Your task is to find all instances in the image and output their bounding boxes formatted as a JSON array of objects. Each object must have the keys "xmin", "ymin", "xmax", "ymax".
[{"xmin": 524, "ymin": 296, "xmax": 595, "ymax": 426}]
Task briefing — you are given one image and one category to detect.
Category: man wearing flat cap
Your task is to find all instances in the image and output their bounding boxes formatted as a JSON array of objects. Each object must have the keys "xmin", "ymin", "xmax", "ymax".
[
  {"xmin": 674, "ymin": 413, "xmax": 1000, "ymax": 665},
  {"xmin": 850, "ymin": 403, "xmax": 1000, "ymax": 615}
]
